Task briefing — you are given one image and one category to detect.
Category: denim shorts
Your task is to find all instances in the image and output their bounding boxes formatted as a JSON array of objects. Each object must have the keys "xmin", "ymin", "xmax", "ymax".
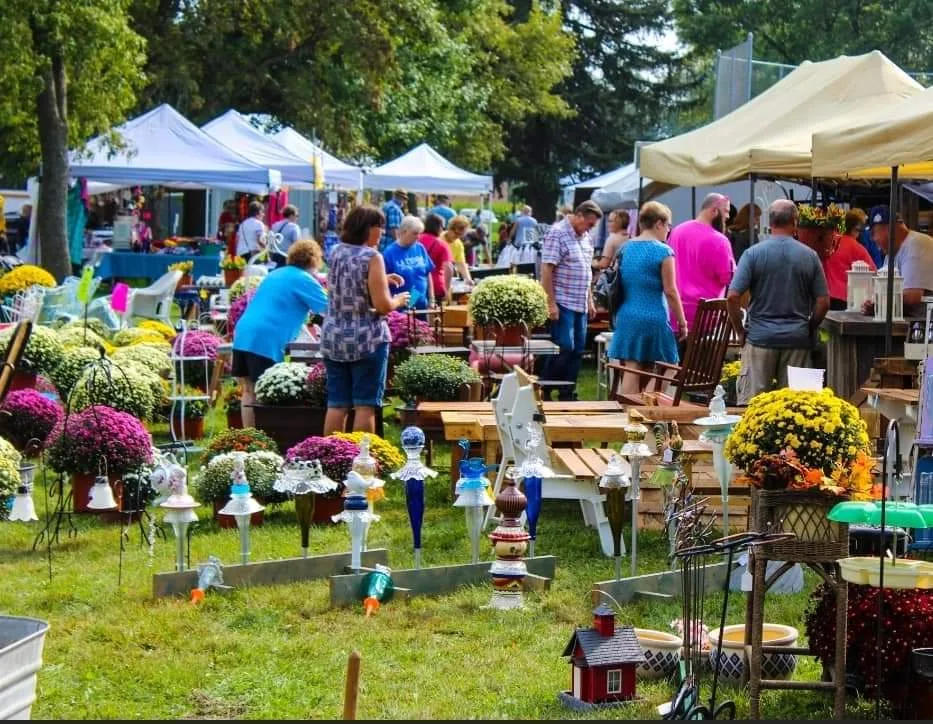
[{"xmin": 324, "ymin": 343, "xmax": 389, "ymax": 408}]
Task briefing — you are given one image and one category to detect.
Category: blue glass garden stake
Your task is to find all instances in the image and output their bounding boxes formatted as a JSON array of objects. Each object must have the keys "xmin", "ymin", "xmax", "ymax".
[
  {"xmin": 517, "ymin": 421, "xmax": 551, "ymax": 558},
  {"xmin": 391, "ymin": 427, "xmax": 437, "ymax": 569},
  {"xmin": 454, "ymin": 440, "xmax": 493, "ymax": 564}
]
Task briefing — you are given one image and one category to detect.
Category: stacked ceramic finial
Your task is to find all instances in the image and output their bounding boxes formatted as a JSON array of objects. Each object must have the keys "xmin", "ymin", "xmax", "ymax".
[
  {"xmin": 273, "ymin": 459, "xmax": 338, "ymax": 558},
  {"xmin": 218, "ymin": 452, "xmax": 264, "ymax": 565},
  {"xmin": 454, "ymin": 442, "xmax": 494, "ymax": 564},
  {"xmin": 159, "ymin": 463, "xmax": 200, "ymax": 572},
  {"xmin": 488, "ymin": 469, "xmax": 530, "ymax": 610},
  {"xmin": 390, "ymin": 426, "xmax": 437, "ymax": 569},
  {"xmin": 332, "ymin": 470, "xmax": 380, "ymax": 571}
]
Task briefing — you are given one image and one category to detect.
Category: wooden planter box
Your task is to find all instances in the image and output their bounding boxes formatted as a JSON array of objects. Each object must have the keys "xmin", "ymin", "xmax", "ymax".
[{"xmin": 251, "ymin": 404, "xmax": 327, "ymax": 455}]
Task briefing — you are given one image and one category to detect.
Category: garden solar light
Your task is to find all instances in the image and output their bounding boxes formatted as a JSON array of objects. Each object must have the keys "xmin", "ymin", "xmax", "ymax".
[
  {"xmin": 453, "ymin": 440, "xmax": 493, "ymax": 564},
  {"xmin": 9, "ymin": 484, "xmax": 38, "ymax": 522},
  {"xmin": 86, "ymin": 474, "xmax": 118, "ymax": 511}
]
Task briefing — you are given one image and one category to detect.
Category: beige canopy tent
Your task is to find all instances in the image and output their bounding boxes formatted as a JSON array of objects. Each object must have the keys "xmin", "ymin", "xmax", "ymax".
[
  {"xmin": 641, "ymin": 51, "xmax": 922, "ymax": 186},
  {"xmin": 812, "ymin": 85, "xmax": 933, "ymax": 179}
]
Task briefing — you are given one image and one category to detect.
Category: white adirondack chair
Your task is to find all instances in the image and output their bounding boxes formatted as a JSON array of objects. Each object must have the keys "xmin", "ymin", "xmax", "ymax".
[
  {"xmin": 484, "ymin": 372, "xmax": 521, "ymax": 527},
  {"xmin": 508, "ymin": 383, "xmax": 617, "ymax": 557}
]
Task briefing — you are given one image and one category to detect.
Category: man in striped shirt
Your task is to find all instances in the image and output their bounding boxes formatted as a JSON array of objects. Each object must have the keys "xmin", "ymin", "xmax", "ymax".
[{"xmin": 540, "ymin": 199, "xmax": 603, "ymax": 400}]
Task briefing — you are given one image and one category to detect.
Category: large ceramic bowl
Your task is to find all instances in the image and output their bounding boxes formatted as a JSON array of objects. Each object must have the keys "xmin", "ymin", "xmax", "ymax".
[
  {"xmin": 708, "ymin": 623, "xmax": 798, "ymax": 686},
  {"xmin": 634, "ymin": 628, "xmax": 683, "ymax": 680}
]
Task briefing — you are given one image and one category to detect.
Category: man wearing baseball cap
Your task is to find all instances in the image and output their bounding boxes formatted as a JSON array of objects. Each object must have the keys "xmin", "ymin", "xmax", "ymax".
[{"xmin": 864, "ymin": 205, "xmax": 933, "ymax": 316}]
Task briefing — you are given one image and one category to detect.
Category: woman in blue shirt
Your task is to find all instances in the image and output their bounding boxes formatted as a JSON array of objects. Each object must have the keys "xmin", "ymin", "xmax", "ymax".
[
  {"xmin": 232, "ymin": 239, "xmax": 329, "ymax": 428},
  {"xmin": 382, "ymin": 215, "xmax": 435, "ymax": 309}
]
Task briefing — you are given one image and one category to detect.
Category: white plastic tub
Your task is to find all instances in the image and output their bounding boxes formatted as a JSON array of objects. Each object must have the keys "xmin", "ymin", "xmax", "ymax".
[
  {"xmin": 787, "ymin": 366, "xmax": 825, "ymax": 391},
  {"xmin": 0, "ymin": 616, "xmax": 50, "ymax": 720}
]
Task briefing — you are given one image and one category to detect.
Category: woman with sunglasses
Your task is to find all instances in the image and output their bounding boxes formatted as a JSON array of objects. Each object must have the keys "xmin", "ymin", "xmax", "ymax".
[{"xmin": 607, "ymin": 201, "xmax": 688, "ymax": 396}]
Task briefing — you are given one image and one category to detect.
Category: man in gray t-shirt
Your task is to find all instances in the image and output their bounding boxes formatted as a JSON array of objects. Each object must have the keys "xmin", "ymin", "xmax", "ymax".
[
  {"xmin": 864, "ymin": 204, "xmax": 933, "ymax": 317},
  {"xmin": 727, "ymin": 199, "xmax": 830, "ymax": 404}
]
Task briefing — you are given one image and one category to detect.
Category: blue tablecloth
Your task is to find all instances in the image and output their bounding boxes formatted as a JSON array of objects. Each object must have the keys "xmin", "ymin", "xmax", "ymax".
[{"xmin": 94, "ymin": 252, "xmax": 221, "ymax": 281}]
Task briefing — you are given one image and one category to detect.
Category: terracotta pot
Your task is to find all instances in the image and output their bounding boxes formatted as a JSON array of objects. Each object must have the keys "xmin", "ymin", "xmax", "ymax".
[
  {"xmin": 493, "ymin": 324, "xmax": 525, "ymax": 347},
  {"xmin": 177, "ymin": 273, "xmax": 193, "ymax": 288},
  {"xmin": 223, "ymin": 269, "xmax": 242, "ymax": 287},
  {"xmin": 213, "ymin": 497, "xmax": 265, "ymax": 528},
  {"xmin": 9, "ymin": 370, "xmax": 37, "ymax": 392},
  {"xmin": 311, "ymin": 492, "xmax": 344, "ymax": 524},
  {"xmin": 796, "ymin": 226, "xmax": 839, "ymax": 260},
  {"xmin": 170, "ymin": 416, "xmax": 205, "ymax": 440},
  {"xmin": 226, "ymin": 410, "xmax": 243, "ymax": 429},
  {"xmin": 251, "ymin": 404, "xmax": 326, "ymax": 454}
]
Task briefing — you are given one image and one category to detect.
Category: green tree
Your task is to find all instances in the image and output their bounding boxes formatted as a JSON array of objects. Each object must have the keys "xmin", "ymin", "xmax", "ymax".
[
  {"xmin": 497, "ymin": 0, "xmax": 688, "ymax": 218},
  {"xmin": 131, "ymin": 0, "xmax": 572, "ymax": 172},
  {"xmin": 0, "ymin": 0, "xmax": 146, "ymax": 280}
]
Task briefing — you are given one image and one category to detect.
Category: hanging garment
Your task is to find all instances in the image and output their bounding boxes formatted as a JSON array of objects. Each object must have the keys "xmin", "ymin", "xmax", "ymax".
[{"xmin": 67, "ymin": 182, "xmax": 88, "ymax": 266}]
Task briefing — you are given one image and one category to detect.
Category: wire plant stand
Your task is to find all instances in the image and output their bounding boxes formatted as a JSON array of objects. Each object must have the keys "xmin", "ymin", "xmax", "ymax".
[
  {"xmin": 168, "ymin": 320, "xmax": 214, "ymax": 452},
  {"xmin": 664, "ymin": 496, "xmax": 795, "ymax": 721}
]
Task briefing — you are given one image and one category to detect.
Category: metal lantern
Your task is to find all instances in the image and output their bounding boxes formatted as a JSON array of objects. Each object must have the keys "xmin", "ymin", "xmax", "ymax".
[
  {"xmin": 217, "ymin": 453, "xmax": 264, "ymax": 565},
  {"xmin": 873, "ymin": 268, "xmax": 904, "ymax": 322},
  {"xmin": 847, "ymin": 260, "xmax": 875, "ymax": 311}
]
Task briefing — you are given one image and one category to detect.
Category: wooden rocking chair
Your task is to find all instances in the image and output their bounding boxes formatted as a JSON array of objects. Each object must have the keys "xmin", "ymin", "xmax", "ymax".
[{"xmin": 608, "ymin": 298, "xmax": 732, "ymax": 407}]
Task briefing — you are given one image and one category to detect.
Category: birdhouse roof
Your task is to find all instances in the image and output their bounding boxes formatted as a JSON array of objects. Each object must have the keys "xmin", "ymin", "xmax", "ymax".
[{"xmin": 562, "ymin": 624, "xmax": 645, "ymax": 666}]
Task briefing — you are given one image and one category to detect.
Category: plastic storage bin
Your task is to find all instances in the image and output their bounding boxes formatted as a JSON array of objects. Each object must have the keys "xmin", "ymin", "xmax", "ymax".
[{"xmin": 0, "ymin": 616, "xmax": 50, "ymax": 720}]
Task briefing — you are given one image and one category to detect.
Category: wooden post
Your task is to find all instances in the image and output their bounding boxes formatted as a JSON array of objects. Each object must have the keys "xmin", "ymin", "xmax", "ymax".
[{"xmin": 343, "ymin": 650, "xmax": 361, "ymax": 720}]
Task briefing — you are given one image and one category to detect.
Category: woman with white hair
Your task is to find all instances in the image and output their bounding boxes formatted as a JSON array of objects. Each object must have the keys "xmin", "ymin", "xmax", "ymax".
[{"xmin": 382, "ymin": 214, "xmax": 435, "ymax": 309}]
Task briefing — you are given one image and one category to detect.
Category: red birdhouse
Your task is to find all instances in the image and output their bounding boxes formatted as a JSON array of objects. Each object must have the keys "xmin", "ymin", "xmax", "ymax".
[{"xmin": 559, "ymin": 604, "xmax": 644, "ymax": 710}]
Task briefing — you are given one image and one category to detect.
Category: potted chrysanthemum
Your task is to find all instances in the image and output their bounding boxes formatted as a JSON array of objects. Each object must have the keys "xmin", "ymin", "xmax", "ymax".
[
  {"xmin": 193, "ymin": 450, "xmax": 284, "ymax": 527},
  {"xmin": 467, "ymin": 274, "xmax": 548, "ymax": 345},
  {"xmin": 251, "ymin": 362, "xmax": 327, "ymax": 451},
  {"xmin": 0, "ymin": 324, "xmax": 66, "ymax": 390},
  {"xmin": 0, "ymin": 389, "xmax": 64, "ymax": 456},
  {"xmin": 46, "ymin": 405, "xmax": 154, "ymax": 513}
]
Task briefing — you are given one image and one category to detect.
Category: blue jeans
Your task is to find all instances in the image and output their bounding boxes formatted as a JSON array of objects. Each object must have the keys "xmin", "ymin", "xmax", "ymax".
[
  {"xmin": 324, "ymin": 343, "xmax": 390, "ymax": 408},
  {"xmin": 542, "ymin": 304, "xmax": 588, "ymax": 400}
]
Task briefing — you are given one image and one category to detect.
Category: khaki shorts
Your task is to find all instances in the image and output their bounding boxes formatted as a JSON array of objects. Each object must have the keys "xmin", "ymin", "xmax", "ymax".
[{"xmin": 736, "ymin": 344, "xmax": 811, "ymax": 405}]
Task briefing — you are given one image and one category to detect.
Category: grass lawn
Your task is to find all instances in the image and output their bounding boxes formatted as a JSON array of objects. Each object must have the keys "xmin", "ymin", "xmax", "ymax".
[{"xmin": 0, "ymin": 362, "xmax": 881, "ymax": 719}]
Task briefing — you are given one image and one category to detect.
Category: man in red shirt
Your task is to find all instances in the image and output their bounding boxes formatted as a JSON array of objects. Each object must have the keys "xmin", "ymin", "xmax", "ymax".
[{"xmin": 822, "ymin": 208, "xmax": 876, "ymax": 310}]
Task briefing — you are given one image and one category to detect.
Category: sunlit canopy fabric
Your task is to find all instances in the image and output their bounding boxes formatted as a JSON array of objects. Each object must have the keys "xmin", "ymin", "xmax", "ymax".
[
  {"xmin": 70, "ymin": 104, "xmax": 280, "ymax": 193},
  {"xmin": 202, "ymin": 110, "xmax": 314, "ymax": 186},
  {"xmin": 641, "ymin": 51, "xmax": 922, "ymax": 186},
  {"xmin": 365, "ymin": 143, "xmax": 492, "ymax": 195},
  {"xmin": 812, "ymin": 86, "xmax": 933, "ymax": 179},
  {"xmin": 584, "ymin": 162, "xmax": 674, "ymax": 209},
  {"xmin": 272, "ymin": 126, "xmax": 363, "ymax": 190}
]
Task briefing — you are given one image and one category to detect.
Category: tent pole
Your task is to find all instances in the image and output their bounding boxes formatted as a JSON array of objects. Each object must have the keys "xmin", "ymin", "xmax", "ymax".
[
  {"xmin": 637, "ymin": 176, "xmax": 644, "ymax": 209},
  {"xmin": 691, "ymin": 187, "xmax": 696, "ymax": 218},
  {"xmin": 749, "ymin": 174, "xmax": 757, "ymax": 244},
  {"xmin": 885, "ymin": 166, "xmax": 899, "ymax": 355}
]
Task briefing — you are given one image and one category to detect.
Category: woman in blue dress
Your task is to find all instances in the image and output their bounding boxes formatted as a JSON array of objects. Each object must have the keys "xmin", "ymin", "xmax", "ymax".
[{"xmin": 608, "ymin": 201, "xmax": 689, "ymax": 396}]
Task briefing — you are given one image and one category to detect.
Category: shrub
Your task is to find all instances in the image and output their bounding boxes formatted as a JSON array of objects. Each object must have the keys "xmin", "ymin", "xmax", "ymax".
[
  {"xmin": 203, "ymin": 427, "xmax": 279, "ymax": 463},
  {"xmin": 59, "ymin": 318, "xmax": 112, "ymax": 340},
  {"xmin": 229, "ymin": 275, "xmax": 263, "ymax": 303},
  {"xmin": 393, "ymin": 353, "xmax": 480, "ymax": 404},
  {"xmin": 0, "ymin": 265, "xmax": 56, "ymax": 296},
  {"xmin": 331, "ymin": 431, "xmax": 404, "ymax": 473},
  {"xmin": 56, "ymin": 326, "xmax": 110, "ymax": 353},
  {"xmin": 0, "ymin": 389, "xmax": 64, "ymax": 453},
  {"xmin": 0, "ymin": 324, "xmax": 66, "ymax": 376},
  {"xmin": 194, "ymin": 450, "xmax": 284, "ymax": 504},
  {"xmin": 0, "ymin": 456, "xmax": 21, "ymax": 521},
  {"xmin": 49, "ymin": 346, "xmax": 100, "ymax": 399},
  {"xmin": 254, "ymin": 362, "xmax": 320, "ymax": 406},
  {"xmin": 0, "ymin": 436, "xmax": 22, "ymax": 466},
  {"xmin": 111, "ymin": 344, "xmax": 172, "ymax": 379},
  {"xmin": 69, "ymin": 358, "xmax": 157, "ymax": 420},
  {"xmin": 286, "ymin": 435, "xmax": 360, "ymax": 484},
  {"xmin": 46, "ymin": 404, "xmax": 153, "ymax": 476},
  {"xmin": 112, "ymin": 328, "xmax": 169, "ymax": 347},
  {"xmin": 468, "ymin": 274, "xmax": 548, "ymax": 327}
]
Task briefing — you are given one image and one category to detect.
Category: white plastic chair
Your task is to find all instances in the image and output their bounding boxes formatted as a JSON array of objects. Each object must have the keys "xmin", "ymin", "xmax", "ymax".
[{"xmin": 124, "ymin": 270, "xmax": 182, "ymax": 327}]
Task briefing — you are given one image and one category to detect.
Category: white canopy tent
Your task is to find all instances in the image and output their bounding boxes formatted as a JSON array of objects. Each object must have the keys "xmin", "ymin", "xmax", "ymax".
[
  {"xmin": 70, "ymin": 104, "xmax": 281, "ymax": 194},
  {"xmin": 641, "ymin": 51, "xmax": 922, "ymax": 186},
  {"xmin": 365, "ymin": 143, "xmax": 492, "ymax": 195},
  {"xmin": 272, "ymin": 126, "xmax": 363, "ymax": 190},
  {"xmin": 202, "ymin": 110, "xmax": 315, "ymax": 187}
]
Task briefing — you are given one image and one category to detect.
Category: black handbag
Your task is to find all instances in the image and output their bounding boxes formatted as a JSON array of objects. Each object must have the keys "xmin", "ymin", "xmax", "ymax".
[{"xmin": 594, "ymin": 245, "xmax": 625, "ymax": 327}]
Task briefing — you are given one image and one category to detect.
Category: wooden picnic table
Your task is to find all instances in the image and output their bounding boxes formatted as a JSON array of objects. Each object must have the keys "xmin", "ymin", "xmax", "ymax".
[{"xmin": 415, "ymin": 399, "xmax": 622, "ymax": 430}]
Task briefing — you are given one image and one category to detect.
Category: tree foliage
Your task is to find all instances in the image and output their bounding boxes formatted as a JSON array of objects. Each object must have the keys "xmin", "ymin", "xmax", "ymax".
[
  {"xmin": 130, "ymin": 0, "xmax": 572, "ymax": 171},
  {"xmin": 498, "ymin": 0, "xmax": 689, "ymax": 217}
]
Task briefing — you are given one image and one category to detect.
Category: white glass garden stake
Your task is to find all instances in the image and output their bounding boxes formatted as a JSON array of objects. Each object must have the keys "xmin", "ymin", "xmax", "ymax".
[
  {"xmin": 217, "ymin": 452, "xmax": 264, "ymax": 565},
  {"xmin": 158, "ymin": 463, "xmax": 200, "ymax": 572}
]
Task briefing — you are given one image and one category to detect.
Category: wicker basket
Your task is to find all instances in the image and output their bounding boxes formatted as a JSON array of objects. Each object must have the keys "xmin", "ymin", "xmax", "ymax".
[{"xmin": 750, "ymin": 489, "xmax": 848, "ymax": 562}]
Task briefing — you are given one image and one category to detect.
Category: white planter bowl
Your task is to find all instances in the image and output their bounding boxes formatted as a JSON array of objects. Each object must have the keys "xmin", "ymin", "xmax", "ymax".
[
  {"xmin": 708, "ymin": 623, "xmax": 798, "ymax": 686},
  {"xmin": 634, "ymin": 628, "xmax": 683, "ymax": 680}
]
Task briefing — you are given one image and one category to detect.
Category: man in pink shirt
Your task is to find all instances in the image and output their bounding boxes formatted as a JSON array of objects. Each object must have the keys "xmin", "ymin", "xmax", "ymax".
[{"xmin": 667, "ymin": 193, "xmax": 736, "ymax": 338}]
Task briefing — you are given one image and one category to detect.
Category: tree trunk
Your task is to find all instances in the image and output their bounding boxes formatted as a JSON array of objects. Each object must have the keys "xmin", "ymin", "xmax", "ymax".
[{"xmin": 35, "ymin": 54, "xmax": 72, "ymax": 282}]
